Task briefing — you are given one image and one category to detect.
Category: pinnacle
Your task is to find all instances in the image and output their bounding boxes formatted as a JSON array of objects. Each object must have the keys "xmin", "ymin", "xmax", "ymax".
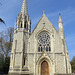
[{"xmin": 58, "ymin": 13, "xmax": 63, "ymax": 23}]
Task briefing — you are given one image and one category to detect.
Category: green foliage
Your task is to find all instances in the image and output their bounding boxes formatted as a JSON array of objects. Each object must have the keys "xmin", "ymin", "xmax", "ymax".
[
  {"xmin": 0, "ymin": 57, "xmax": 10, "ymax": 74},
  {"xmin": 0, "ymin": 58, "xmax": 4, "ymax": 72},
  {"xmin": 72, "ymin": 56, "xmax": 75, "ymax": 61},
  {"xmin": 3, "ymin": 57, "xmax": 10, "ymax": 74},
  {"xmin": 70, "ymin": 56, "xmax": 75, "ymax": 73},
  {"xmin": 0, "ymin": 27, "xmax": 14, "ymax": 74}
]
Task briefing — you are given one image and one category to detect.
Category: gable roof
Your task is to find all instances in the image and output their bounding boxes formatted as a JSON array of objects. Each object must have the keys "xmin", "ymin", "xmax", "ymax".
[{"xmin": 32, "ymin": 14, "xmax": 58, "ymax": 34}]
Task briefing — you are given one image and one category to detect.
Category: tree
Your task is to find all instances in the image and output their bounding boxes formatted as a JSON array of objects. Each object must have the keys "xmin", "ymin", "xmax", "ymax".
[
  {"xmin": 0, "ymin": 58, "xmax": 4, "ymax": 72},
  {"xmin": 70, "ymin": 56, "xmax": 75, "ymax": 73},
  {"xmin": 72, "ymin": 56, "xmax": 75, "ymax": 61},
  {"xmin": 0, "ymin": 2, "xmax": 5, "ymax": 24},
  {"xmin": 0, "ymin": 18, "xmax": 5, "ymax": 24},
  {"xmin": 3, "ymin": 57, "xmax": 10, "ymax": 74},
  {"xmin": 0, "ymin": 55, "xmax": 10, "ymax": 74},
  {"xmin": 0, "ymin": 27, "xmax": 14, "ymax": 58},
  {"xmin": 0, "ymin": 27, "xmax": 14, "ymax": 74}
]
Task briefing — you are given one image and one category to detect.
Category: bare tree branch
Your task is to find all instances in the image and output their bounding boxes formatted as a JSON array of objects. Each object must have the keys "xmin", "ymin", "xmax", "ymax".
[
  {"xmin": 0, "ymin": 18, "xmax": 5, "ymax": 24},
  {"xmin": 0, "ymin": 27, "xmax": 14, "ymax": 58},
  {"xmin": 0, "ymin": 2, "xmax": 5, "ymax": 24}
]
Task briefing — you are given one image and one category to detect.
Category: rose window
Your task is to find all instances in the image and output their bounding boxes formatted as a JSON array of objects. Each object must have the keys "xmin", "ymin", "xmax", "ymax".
[{"xmin": 38, "ymin": 31, "xmax": 51, "ymax": 52}]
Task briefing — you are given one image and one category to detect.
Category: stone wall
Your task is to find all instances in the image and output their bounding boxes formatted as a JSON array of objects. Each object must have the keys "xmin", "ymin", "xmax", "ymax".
[
  {"xmin": 54, "ymin": 73, "xmax": 72, "ymax": 75},
  {"xmin": 0, "ymin": 73, "xmax": 73, "ymax": 75}
]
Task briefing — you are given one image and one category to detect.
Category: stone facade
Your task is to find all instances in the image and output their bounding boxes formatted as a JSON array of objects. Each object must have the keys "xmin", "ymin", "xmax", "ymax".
[{"xmin": 9, "ymin": 0, "xmax": 72, "ymax": 75}]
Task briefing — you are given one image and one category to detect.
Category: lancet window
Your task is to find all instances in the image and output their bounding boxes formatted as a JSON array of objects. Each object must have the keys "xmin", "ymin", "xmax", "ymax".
[{"xmin": 38, "ymin": 31, "xmax": 51, "ymax": 52}]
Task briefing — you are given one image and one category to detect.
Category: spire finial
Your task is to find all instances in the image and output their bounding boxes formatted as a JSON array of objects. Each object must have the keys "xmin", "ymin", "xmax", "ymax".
[
  {"xmin": 58, "ymin": 13, "xmax": 63, "ymax": 23},
  {"xmin": 59, "ymin": 12, "xmax": 61, "ymax": 16},
  {"xmin": 43, "ymin": 10, "xmax": 45, "ymax": 15}
]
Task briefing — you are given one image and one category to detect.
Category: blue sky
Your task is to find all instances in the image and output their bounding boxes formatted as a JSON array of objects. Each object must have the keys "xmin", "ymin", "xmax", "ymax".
[{"xmin": 0, "ymin": 0, "xmax": 75, "ymax": 61}]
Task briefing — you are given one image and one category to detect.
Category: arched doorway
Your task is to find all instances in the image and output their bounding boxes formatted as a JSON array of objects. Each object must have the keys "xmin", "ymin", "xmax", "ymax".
[{"xmin": 41, "ymin": 61, "xmax": 49, "ymax": 75}]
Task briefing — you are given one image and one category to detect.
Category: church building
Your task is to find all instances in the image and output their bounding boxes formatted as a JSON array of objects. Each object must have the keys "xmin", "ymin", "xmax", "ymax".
[{"xmin": 9, "ymin": 0, "xmax": 72, "ymax": 75}]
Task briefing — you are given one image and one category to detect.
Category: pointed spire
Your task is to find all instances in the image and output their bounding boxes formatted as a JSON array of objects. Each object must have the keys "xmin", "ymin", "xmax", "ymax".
[
  {"xmin": 21, "ymin": 0, "xmax": 27, "ymax": 14},
  {"xmin": 58, "ymin": 13, "xmax": 63, "ymax": 23},
  {"xmin": 58, "ymin": 13, "xmax": 64, "ymax": 39}
]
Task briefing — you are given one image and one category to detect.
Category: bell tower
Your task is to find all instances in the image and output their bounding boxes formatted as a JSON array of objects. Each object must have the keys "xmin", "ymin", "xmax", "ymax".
[
  {"xmin": 9, "ymin": 0, "xmax": 31, "ymax": 73},
  {"xmin": 15, "ymin": 0, "xmax": 31, "ymax": 32}
]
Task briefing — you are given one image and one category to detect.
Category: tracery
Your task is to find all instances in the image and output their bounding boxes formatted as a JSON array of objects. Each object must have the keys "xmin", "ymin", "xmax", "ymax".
[{"xmin": 38, "ymin": 31, "xmax": 51, "ymax": 52}]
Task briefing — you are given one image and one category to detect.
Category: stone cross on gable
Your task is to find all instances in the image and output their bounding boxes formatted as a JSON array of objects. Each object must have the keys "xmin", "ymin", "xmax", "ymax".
[{"xmin": 43, "ymin": 10, "xmax": 45, "ymax": 14}]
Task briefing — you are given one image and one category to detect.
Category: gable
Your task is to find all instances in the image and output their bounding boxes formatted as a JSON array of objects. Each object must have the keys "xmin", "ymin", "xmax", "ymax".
[
  {"xmin": 29, "ymin": 14, "xmax": 63, "ymax": 53},
  {"xmin": 32, "ymin": 14, "xmax": 58, "ymax": 35}
]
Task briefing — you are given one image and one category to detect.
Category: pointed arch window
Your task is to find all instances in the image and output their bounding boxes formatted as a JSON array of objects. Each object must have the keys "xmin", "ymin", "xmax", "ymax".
[
  {"xmin": 24, "ymin": 21, "xmax": 26, "ymax": 28},
  {"xmin": 21, "ymin": 23, "xmax": 22, "ymax": 28},
  {"xmin": 20, "ymin": 21, "xmax": 22, "ymax": 28},
  {"xmin": 38, "ymin": 31, "xmax": 51, "ymax": 52}
]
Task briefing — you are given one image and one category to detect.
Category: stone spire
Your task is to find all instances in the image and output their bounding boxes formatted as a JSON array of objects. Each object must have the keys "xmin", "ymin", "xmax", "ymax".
[
  {"xmin": 58, "ymin": 13, "xmax": 64, "ymax": 39},
  {"xmin": 21, "ymin": 0, "xmax": 27, "ymax": 14},
  {"xmin": 14, "ymin": 0, "xmax": 31, "ymax": 33}
]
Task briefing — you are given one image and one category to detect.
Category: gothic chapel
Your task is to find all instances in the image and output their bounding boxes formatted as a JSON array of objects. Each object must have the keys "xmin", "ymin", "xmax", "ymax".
[{"xmin": 9, "ymin": 0, "xmax": 72, "ymax": 75}]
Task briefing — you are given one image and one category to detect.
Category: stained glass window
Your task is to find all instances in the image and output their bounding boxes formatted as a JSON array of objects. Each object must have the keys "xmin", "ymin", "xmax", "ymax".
[{"xmin": 38, "ymin": 31, "xmax": 51, "ymax": 52}]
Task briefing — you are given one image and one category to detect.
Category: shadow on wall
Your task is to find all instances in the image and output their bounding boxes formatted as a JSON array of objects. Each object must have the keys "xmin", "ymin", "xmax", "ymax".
[{"xmin": 0, "ymin": 74, "xmax": 74, "ymax": 75}]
